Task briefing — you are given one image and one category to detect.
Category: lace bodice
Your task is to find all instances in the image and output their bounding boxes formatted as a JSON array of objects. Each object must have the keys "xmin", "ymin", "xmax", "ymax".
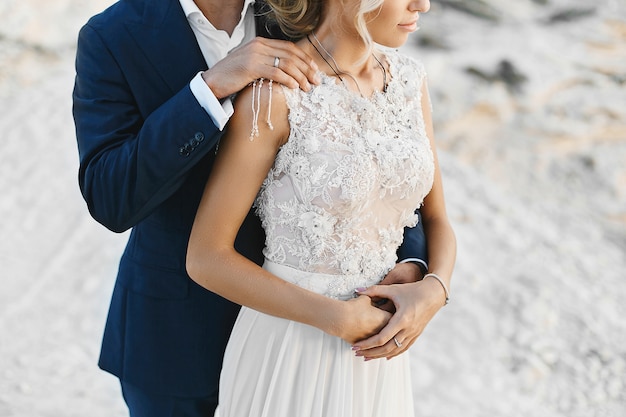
[{"xmin": 255, "ymin": 52, "xmax": 435, "ymax": 297}]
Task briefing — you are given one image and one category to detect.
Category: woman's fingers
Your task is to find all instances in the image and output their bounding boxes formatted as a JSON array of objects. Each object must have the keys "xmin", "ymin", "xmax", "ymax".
[
  {"xmin": 352, "ymin": 309, "xmax": 421, "ymax": 360},
  {"xmin": 339, "ymin": 295, "xmax": 392, "ymax": 344},
  {"xmin": 352, "ymin": 282, "xmax": 440, "ymax": 360}
]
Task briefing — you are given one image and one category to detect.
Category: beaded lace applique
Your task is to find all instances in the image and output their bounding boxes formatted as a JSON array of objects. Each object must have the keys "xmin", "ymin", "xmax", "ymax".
[{"xmin": 255, "ymin": 53, "xmax": 435, "ymax": 298}]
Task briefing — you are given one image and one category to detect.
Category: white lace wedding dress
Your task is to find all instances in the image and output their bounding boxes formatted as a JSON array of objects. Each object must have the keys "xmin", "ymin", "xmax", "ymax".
[{"xmin": 217, "ymin": 52, "xmax": 435, "ymax": 417}]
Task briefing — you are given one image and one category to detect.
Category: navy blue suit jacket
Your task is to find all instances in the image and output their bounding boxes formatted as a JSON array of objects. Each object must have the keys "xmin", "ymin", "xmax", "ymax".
[{"xmin": 73, "ymin": 0, "xmax": 427, "ymax": 398}]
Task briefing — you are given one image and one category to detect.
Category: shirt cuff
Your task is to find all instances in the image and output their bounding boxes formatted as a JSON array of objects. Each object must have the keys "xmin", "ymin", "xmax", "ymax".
[
  {"xmin": 398, "ymin": 257, "xmax": 428, "ymax": 274},
  {"xmin": 189, "ymin": 71, "xmax": 234, "ymax": 131}
]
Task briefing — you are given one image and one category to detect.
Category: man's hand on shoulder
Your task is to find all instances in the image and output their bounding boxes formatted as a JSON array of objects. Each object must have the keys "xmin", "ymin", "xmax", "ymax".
[{"xmin": 202, "ymin": 37, "xmax": 321, "ymax": 99}]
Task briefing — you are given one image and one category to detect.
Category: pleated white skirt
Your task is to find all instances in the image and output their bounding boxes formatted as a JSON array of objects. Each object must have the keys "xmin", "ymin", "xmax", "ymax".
[{"xmin": 217, "ymin": 261, "xmax": 414, "ymax": 417}]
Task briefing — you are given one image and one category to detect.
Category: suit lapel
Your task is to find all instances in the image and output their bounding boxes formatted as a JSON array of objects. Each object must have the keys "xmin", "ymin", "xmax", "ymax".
[
  {"xmin": 124, "ymin": 0, "xmax": 290, "ymax": 95},
  {"xmin": 125, "ymin": 0, "xmax": 207, "ymax": 93}
]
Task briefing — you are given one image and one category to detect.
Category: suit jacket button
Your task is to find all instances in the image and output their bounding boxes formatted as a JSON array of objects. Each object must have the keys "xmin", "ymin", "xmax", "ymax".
[
  {"xmin": 179, "ymin": 146, "xmax": 190, "ymax": 157},
  {"xmin": 190, "ymin": 138, "xmax": 199, "ymax": 147},
  {"xmin": 194, "ymin": 132, "xmax": 204, "ymax": 142}
]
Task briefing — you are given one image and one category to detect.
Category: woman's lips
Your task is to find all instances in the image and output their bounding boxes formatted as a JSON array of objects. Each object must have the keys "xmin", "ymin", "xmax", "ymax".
[{"xmin": 398, "ymin": 20, "xmax": 419, "ymax": 32}]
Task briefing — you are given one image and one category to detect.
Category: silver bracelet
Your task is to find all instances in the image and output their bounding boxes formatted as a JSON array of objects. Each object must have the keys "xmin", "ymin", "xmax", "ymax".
[{"xmin": 423, "ymin": 273, "xmax": 450, "ymax": 305}]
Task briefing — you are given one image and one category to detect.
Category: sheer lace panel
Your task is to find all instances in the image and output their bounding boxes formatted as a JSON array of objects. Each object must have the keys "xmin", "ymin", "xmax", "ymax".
[{"xmin": 254, "ymin": 53, "xmax": 435, "ymax": 296}]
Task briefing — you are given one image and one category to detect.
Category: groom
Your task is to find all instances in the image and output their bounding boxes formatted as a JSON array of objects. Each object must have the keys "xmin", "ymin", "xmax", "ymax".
[{"xmin": 72, "ymin": 0, "xmax": 428, "ymax": 415}]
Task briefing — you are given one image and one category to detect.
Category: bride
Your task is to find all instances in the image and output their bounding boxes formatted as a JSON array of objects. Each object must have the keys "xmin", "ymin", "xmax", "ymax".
[{"xmin": 186, "ymin": 0, "xmax": 456, "ymax": 415}]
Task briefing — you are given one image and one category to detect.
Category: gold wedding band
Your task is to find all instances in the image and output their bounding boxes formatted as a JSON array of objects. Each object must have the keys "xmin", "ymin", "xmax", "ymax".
[
  {"xmin": 273, "ymin": 56, "xmax": 280, "ymax": 68},
  {"xmin": 393, "ymin": 337, "xmax": 402, "ymax": 348}
]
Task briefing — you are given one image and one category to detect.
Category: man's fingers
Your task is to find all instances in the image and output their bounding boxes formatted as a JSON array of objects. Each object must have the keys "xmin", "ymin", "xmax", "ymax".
[
  {"xmin": 266, "ymin": 57, "xmax": 313, "ymax": 91},
  {"xmin": 205, "ymin": 36, "xmax": 321, "ymax": 97},
  {"xmin": 256, "ymin": 38, "xmax": 320, "ymax": 90},
  {"xmin": 262, "ymin": 38, "xmax": 318, "ymax": 69},
  {"xmin": 270, "ymin": 55, "xmax": 320, "ymax": 91}
]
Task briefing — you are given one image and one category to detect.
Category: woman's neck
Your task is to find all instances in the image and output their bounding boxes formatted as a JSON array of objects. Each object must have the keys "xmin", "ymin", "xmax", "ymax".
[
  {"xmin": 308, "ymin": 25, "xmax": 371, "ymax": 76},
  {"xmin": 300, "ymin": 25, "xmax": 386, "ymax": 97}
]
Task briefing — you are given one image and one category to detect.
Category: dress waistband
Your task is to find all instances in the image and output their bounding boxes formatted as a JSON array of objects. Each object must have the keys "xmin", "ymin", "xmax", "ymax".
[{"xmin": 262, "ymin": 259, "xmax": 382, "ymax": 301}]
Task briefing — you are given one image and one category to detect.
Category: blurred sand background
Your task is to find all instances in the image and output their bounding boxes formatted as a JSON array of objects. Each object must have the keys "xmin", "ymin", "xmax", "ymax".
[{"xmin": 0, "ymin": 0, "xmax": 625, "ymax": 416}]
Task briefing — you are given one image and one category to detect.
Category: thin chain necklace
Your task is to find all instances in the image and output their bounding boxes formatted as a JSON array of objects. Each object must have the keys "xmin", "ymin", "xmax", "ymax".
[
  {"xmin": 372, "ymin": 53, "xmax": 388, "ymax": 93},
  {"xmin": 306, "ymin": 33, "xmax": 387, "ymax": 96}
]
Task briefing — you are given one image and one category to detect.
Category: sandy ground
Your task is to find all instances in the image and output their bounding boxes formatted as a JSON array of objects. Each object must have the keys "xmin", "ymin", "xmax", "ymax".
[{"xmin": 1, "ymin": 0, "xmax": 625, "ymax": 416}]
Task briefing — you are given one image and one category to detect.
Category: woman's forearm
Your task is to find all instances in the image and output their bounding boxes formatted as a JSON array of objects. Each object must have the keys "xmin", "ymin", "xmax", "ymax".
[
  {"xmin": 422, "ymin": 214, "xmax": 456, "ymax": 289},
  {"xmin": 187, "ymin": 248, "xmax": 335, "ymax": 326},
  {"xmin": 186, "ymin": 247, "xmax": 390, "ymax": 343}
]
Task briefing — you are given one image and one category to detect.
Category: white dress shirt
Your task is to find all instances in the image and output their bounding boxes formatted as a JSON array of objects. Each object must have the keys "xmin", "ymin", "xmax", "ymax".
[{"xmin": 180, "ymin": 0, "xmax": 257, "ymax": 130}]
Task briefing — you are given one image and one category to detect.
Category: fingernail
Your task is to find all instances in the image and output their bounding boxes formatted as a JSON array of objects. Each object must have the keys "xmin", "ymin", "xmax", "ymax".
[
  {"xmin": 314, "ymin": 73, "xmax": 321, "ymax": 84},
  {"xmin": 354, "ymin": 287, "xmax": 367, "ymax": 293},
  {"xmin": 352, "ymin": 346, "xmax": 360, "ymax": 351}
]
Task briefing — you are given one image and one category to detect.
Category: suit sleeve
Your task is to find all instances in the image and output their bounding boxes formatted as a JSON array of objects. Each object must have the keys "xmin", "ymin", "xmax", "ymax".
[
  {"xmin": 396, "ymin": 210, "xmax": 428, "ymax": 271},
  {"xmin": 72, "ymin": 23, "xmax": 221, "ymax": 232}
]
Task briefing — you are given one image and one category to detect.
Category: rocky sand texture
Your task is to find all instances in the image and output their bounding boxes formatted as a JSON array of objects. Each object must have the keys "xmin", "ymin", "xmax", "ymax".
[{"xmin": 1, "ymin": 0, "xmax": 625, "ymax": 416}]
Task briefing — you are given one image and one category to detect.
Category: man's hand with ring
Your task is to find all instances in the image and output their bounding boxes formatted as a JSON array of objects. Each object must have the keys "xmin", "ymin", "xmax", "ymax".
[{"xmin": 202, "ymin": 37, "xmax": 320, "ymax": 99}]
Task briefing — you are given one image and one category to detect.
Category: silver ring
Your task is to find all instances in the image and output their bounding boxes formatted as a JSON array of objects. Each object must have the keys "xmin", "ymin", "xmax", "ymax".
[
  {"xmin": 393, "ymin": 337, "xmax": 402, "ymax": 348},
  {"xmin": 273, "ymin": 56, "xmax": 280, "ymax": 68}
]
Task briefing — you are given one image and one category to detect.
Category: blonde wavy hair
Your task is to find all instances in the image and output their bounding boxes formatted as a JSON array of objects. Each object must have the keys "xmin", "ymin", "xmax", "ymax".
[{"xmin": 265, "ymin": 0, "xmax": 385, "ymax": 60}]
